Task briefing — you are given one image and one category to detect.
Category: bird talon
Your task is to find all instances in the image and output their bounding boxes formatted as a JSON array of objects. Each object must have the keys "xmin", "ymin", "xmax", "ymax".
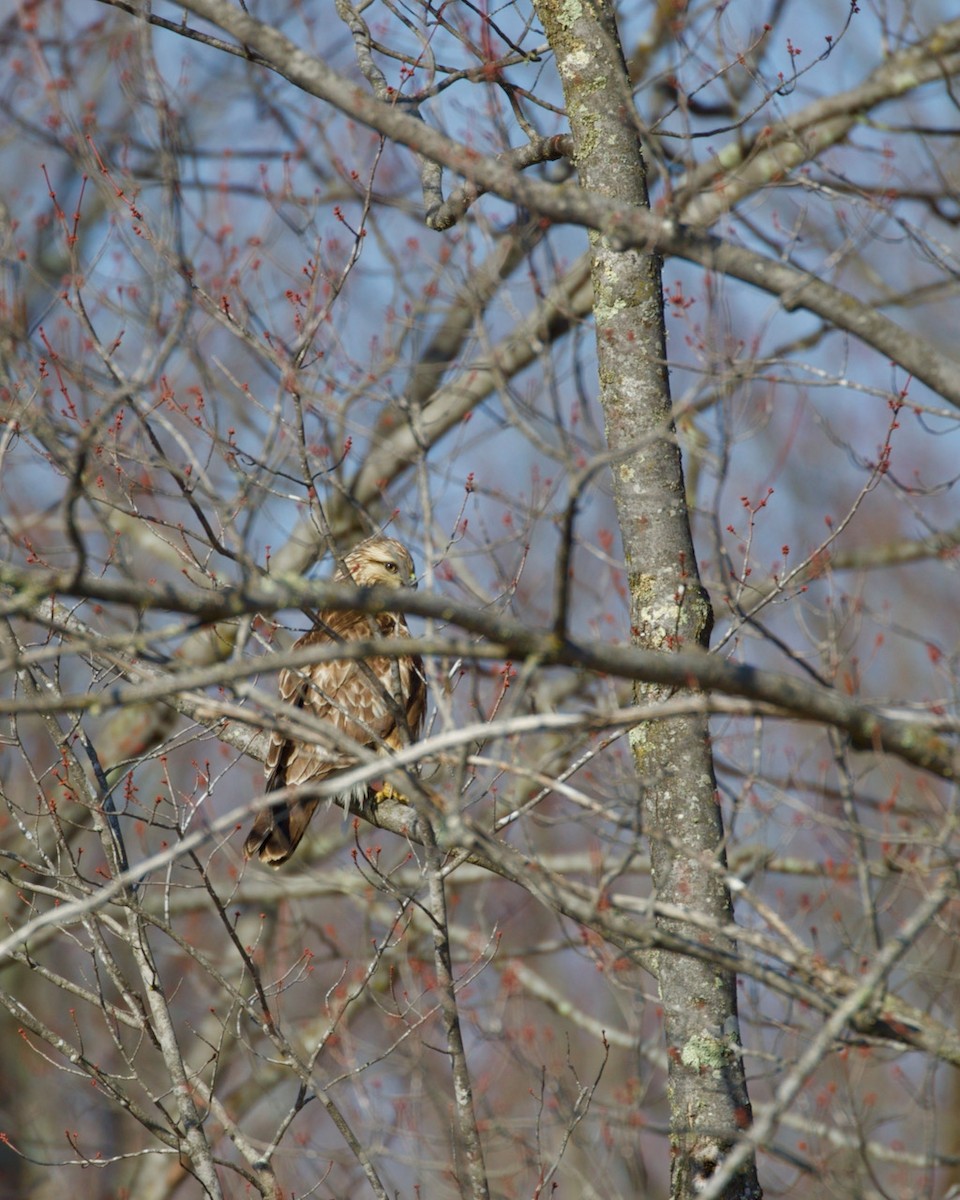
[{"xmin": 373, "ymin": 781, "xmax": 409, "ymax": 805}]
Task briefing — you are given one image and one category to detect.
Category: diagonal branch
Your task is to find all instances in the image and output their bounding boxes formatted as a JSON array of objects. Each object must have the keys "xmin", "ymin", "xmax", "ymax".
[{"xmin": 123, "ymin": 0, "xmax": 960, "ymax": 406}]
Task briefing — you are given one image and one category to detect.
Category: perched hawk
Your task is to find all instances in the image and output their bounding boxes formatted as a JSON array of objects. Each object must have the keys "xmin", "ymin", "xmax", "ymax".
[{"xmin": 244, "ymin": 535, "xmax": 426, "ymax": 865}]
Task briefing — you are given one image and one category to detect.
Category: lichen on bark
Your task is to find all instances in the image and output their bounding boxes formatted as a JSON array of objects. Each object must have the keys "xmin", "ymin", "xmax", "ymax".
[{"xmin": 533, "ymin": 2, "xmax": 761, "ymax": 1196}]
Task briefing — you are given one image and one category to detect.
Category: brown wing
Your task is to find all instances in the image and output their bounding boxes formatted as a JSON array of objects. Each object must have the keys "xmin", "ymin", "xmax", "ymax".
[
  {"xmin": 369, "ymin": 608, "xmax": 427, "ymax": 753},
  {"xmin": 244, "ymin": 608, "xmax": 425, "ymax": 865}
]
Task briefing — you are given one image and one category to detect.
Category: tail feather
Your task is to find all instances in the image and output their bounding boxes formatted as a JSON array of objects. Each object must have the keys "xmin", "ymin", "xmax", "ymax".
[{"xmin": 243, "ymin": 796, "xmax": 321, "ymax": 866}]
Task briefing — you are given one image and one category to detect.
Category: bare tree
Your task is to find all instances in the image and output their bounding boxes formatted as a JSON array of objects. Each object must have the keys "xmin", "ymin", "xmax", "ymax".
[{"xmin": 1, "ymin": 2, "xmax": 960, "ymax": 1198}]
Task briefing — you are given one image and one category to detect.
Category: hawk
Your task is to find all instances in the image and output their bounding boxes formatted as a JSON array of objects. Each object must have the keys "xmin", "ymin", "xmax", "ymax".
[{"xmin": 244, "ymin": 535, "xmax": 426, "ymax": 865}]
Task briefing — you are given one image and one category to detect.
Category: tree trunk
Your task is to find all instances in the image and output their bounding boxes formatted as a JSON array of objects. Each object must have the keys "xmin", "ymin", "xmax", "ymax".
[{"xmin": 532, "ymin": 3, "xmax": 761, "ymax": 1196}]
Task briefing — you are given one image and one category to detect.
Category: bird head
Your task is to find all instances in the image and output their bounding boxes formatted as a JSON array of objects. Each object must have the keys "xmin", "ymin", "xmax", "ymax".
[{"xmin": 340, "ymin": 535, "xmax": 417, "ymax": 590}]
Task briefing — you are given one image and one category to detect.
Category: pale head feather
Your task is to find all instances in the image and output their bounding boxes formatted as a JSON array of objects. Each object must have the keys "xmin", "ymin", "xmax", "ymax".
[{"xmin": 337, "ymin": 535, "xmax": 417, "ymax": 590}]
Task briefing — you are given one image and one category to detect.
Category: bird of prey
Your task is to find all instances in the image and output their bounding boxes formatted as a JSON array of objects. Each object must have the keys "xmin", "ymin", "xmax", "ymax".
[{"xmin": 244, "ymin": 535, "xmax": 426, "ymax": 865}]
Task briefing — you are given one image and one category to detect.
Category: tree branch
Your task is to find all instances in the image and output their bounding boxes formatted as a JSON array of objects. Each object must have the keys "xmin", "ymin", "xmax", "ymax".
[
  {"xmin": 133, "ymin": 0, "xmax": 960, "ymax": 406},
  {"xmin": 4, "ymin": 569, "xmax": 957, "ymax": 779}
]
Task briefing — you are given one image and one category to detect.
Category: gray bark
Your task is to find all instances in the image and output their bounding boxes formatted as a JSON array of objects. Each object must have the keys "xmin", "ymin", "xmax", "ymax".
[{"xmin": 531, "ymin": 2, "xmax": 761, "ymax": 1196}]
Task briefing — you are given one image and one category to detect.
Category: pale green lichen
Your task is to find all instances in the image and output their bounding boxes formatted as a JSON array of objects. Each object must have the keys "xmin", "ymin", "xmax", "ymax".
[
  {"xmin": 628, "ymin": 724, "xmax": 647, "ymax": 753},
  {"xmin": 680, "ymin": 1031, "xmax": 730, "ymax": 1071},
  {"xmin": 637, "ymin": 599, "xmax": 678, "ymax": 641},
  {"xmin": 593, "ymin": 295, "xmax": 629, "ymax": 322},
  {"xmin": 552, "ymin": 0, "xmax": 584, "ymax": 30}
]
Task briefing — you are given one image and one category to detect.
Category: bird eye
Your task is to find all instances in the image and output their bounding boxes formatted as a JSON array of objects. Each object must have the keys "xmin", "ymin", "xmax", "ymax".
[{"xmin": 384, "ymin": 561, "xmax": 399, "ymax": 573}]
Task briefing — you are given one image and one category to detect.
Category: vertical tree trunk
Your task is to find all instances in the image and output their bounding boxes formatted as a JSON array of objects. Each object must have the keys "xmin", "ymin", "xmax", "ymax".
[{"xmin": 531, "ymin": 4, "xmax": 761, "ymax": 1196}]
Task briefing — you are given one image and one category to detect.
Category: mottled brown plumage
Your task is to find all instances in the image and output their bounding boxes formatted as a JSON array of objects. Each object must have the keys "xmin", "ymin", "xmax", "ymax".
[{"xmin": 244, "ymin": 535, "xmax": 426, "ymax": 866}]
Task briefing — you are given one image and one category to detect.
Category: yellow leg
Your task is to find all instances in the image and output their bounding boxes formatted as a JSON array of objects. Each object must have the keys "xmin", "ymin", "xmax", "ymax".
[{"xmin": 372, "ymin": 780, "xmax": 410, "ymax": 805}]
